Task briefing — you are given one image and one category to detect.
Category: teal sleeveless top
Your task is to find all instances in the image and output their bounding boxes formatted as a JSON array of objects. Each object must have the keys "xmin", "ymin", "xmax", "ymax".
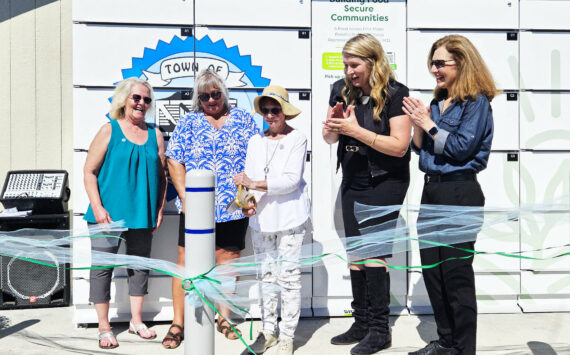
[{"xmin": 84, "ymin": 119, "xmax": 160, "ymax": 229}]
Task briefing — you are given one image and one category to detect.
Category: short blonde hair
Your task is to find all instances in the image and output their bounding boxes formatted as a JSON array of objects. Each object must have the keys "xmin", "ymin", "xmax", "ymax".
[
  {"xmin": 429, "ymin": 35, "xmax": 501, "ymax": 102},
  {"xmin": 109, "ymin": 78, "xmax": 154, "ymax": 119},
  {"xmin": 342, "ymin": 33, "xmax": 395, "ymax": 120},
  {"xmin": 192, "ymin": 69, "xmax": 230, "ymax": 113}
]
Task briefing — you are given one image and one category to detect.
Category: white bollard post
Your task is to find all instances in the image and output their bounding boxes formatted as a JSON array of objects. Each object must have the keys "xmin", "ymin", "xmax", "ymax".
[{"xmin": 184, "ymin": 170, "xmax": 216, "ymax": 355}]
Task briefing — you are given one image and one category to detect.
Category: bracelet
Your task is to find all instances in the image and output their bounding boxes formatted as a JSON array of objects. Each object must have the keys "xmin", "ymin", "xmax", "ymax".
[{"xmin": 369, "ymin": 134, "xmax": 378, "ymax": 146}]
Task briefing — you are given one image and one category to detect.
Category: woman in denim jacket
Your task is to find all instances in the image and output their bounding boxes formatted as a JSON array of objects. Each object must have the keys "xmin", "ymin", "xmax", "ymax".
[{"xmin": 403, "ymin": 35, "xmax": 500, "ymax": 355}]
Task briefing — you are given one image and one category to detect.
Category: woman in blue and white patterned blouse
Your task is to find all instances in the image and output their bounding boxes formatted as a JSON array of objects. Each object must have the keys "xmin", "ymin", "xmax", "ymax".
[{"xmin": 163, "ymin": 69, "xmax": 260, "ymax": 348}]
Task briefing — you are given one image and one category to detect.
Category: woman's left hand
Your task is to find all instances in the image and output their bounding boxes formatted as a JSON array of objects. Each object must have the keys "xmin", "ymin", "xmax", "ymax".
[
  {"xmin": 402, "ymin": 97, "xmax": 433, "ymax": 131},
  {"xmin": 153, "ymin": 209, "xmax": 164, "ymax": 233},
  {"xmin": 241, "ymin": 200, "xmax": 256, "ymax": 217},
  {"xmin": 324, "ymin": 105, "xmax": 360, "ymax": 137},
  {"xmin": 233, "ymin": 172, "xmax": 253, "ymax": 190}
]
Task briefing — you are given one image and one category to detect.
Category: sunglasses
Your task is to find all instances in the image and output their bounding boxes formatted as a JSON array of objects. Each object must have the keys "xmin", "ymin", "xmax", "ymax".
[
  {"xmin": 198, "ymin": 91, "xmax": 222, "ymax": 102},
  {"xmin": 260, "ymin": 107, "xmax": 282, "ymax": 115},
  {"xmin": 431, "ymin": 59, "xmax": 455, "ymax": 69},
  {"xmin": 131, "ymin": 94, "xmax": 152, "ymax": 104}
]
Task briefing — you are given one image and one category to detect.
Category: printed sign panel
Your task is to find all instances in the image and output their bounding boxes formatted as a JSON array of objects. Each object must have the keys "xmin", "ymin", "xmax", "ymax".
[
  {"xmin": 520, "ymin": 32, "xmax": 570, "ymax": 90},
  {"xmin": 519, "ymin": 152, "xmax": 570, "ymax": 209},
  {"xmin": 520, "ymin": 0, "xmax": 570, "ymax": 30},
  {"xmin": 310, "ymin": 0, "xmax": 407, "ymax": 274},
  {"xmin": 72, "ymin": 0, "xmax": 194, "ymax": 25},
  {"xmin": 407, "ymin": 30, "xmax": 519, "ymax": 91},
  {"xmin": 520, "ymin": 92, "xmax": 570, "ymax": 150},
  {"xmin": 408, "ymin": 0, "xmax": 518, "ymax": 29},
  {"xmin": 195, "ymin": 0, "xmax": 310, "ymax": 27},
  {"xmin": 195, "ymin": 27, "xmax": 311, "ymax": 89}
]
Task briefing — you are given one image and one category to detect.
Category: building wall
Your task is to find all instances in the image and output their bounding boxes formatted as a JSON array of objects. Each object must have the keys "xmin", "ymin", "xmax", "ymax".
[{"xmin": 0, "ymin": 0, "xmax": 73, "ymax": 209}]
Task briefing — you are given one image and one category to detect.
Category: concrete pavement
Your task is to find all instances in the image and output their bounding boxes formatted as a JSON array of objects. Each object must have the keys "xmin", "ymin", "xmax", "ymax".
[{"xmin": 1, "ymin": 306, "xmax": 569, "ymax": 354}]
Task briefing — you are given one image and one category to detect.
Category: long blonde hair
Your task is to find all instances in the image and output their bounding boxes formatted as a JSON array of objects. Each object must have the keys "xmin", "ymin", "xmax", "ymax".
[
  {"xmin": 342, "ymin": 33, "xmax": 394, "ymax": 120},
  {"xmin": 429, "ymin": 35, "xmax": 501, "ymax": 102}
]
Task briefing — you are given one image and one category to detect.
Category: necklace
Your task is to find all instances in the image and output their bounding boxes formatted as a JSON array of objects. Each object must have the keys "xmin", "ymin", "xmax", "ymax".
[{"xmin": 264, "ymin": 139, "xmax": 280, "ymax": 180}]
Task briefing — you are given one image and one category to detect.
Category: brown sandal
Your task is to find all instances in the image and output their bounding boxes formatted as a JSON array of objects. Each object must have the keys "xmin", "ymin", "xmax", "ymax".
[
  {"xmin": 216, "ymin": 319, "xmax": 242, "ymax": 340},
  {"xmin": 162, "ymin": 324, "xmax": 184, "ymax": 349}
]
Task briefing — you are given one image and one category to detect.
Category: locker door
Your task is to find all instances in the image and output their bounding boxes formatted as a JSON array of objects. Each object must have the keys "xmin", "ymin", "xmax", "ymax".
[{"xmin": 72, "ymin": 0, "xmax": 194, "ymax": 25}]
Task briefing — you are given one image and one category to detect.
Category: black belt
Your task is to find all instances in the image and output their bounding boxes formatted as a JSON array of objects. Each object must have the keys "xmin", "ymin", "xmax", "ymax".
[
  {"xmin": 345, "ymin": 145, "xmax": 360, "ymax": 152},
  {"xmin": 424, "ymin": 173, "xmax": 477, "ymax": 183}
]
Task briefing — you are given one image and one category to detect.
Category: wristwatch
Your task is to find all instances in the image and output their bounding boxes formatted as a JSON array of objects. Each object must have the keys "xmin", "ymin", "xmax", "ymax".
[{"xmin": 428, "ymin": 126, "xmax": 439, "ymax": 138}]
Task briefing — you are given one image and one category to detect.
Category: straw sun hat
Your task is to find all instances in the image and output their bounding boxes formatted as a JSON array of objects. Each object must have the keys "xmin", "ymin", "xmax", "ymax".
[{"xmin": 253, "ymin": 85, "xmax": 301, "ymax": 120}]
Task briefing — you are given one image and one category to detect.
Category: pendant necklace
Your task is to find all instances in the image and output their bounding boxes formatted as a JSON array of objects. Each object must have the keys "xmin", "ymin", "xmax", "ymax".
[{"xmin": 264, "ymin": 139, "xmax": 280, "ymax": 180}]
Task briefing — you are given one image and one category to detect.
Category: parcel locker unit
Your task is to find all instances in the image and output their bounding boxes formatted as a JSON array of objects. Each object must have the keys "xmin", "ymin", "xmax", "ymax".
[
  {"xmin": 519, "ymin": 271, "xmax": 570, "ymax": 312},
  {"xmin": 194, "ymin": 27, "xmax": 311, "ymax": 89},
  {"xmin": 73, "ymin": 24, "xmax": 195, "ymax": 88},
  {"xmin": 520, "ymin": 211, "xmax": 570, "ymax": 272},
  {"xmin": 474, "ymin": 213, "xmax": 520, "ymax": 273},
  {"xmin": 520, "ymin": 32, "xmax": 570, "ymax": 90},
  {"xmin": 520, "ymin": 92, "xmax": 570, "ymax": 151},
  {"xmin": 195, "ymin": 0, "xmax": 310, "ymax": 27},
  {"xmin": 73, "ymin": 214, "xmax": 180, "ymax": 324},
  {"xmin": 407, "ymin": 30, "xmax": 519, "ymax": 91},
  {"xmin": 490, "ymin": 93, "xmax": 519, "ymax": 151},
  {"xmin": 474, "ymin": 273, "xmax": 521, "ymax": 313},
  {"xmin": 478, "ymin": 152, "xmax": 520, "ymax": 209},
  {"xmin": 73, "ymin": 88, "xmax": 127, "ymax": 150},
  {"xmin": 519, "ymin": 152, "xmax": 570, "ymax": 209},
  {"xmin": 407, "ymin": 0, "xmax": 518, "ymax": 30},
  {"xmin": 72, "ymin": 0, "xmax": 194, "ymax": 25},
  {"xmin": 520, "ymin": 0, "xmax": 570, "ymax": 30},
  {"xmin": 73, "ymin": 151, "xmax": 89, "ymax": 215},
  {"xmin": 313, "ymin": 240, "xmax": 408, "ymax": 317}
]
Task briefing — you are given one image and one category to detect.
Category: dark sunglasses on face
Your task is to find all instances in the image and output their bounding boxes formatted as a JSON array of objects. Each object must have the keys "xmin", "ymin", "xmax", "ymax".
[
  {"xmin": 131, "ymin": 94, "xmax": 152, "ymax": 104},
  {"xmin": 261, "ymin": 107, "xmax": 282, "ymax": 115},
  {"xmin": 198, "ymin": 91, "xmax": 222, "ymax": 102},
  {"xmin": 431, "ymin": 59, "xmax": 455, "ymax": 69}
]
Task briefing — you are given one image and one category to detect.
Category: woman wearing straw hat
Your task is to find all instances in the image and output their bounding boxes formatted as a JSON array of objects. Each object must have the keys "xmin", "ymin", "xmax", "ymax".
[
  {"xmin": 233, "ymin": 85, "xmax": 311, "ymax": 355},
  {"xmin": 322, "ymin": 33, "xmax": 411, "ymax": 355}
]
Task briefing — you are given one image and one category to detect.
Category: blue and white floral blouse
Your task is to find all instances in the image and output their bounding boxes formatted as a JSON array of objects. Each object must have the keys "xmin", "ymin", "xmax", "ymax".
[{"xmin": 166, "ymin": 107, "xmax": 261, "ymax": 222}]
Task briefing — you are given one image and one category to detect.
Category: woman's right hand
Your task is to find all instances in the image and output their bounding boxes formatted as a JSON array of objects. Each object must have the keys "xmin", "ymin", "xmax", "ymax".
[{"xmin": 93, "ymin": 205, "xmax": 113, "ymax": 224}]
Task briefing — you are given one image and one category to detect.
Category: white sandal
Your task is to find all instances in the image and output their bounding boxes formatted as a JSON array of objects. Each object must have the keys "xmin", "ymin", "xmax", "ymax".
[
  {"xmin": 98, "ymin": 330, "xmax": 119, "ymax": 349},
  {"xmin": 128, "ymin": 321, "xmax": 157, "ymax": 340}
]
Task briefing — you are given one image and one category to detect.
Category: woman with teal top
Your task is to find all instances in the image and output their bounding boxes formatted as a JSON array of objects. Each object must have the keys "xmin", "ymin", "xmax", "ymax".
[{"xmin": 83, "ymin": 77, "xmax": 166, "ymax": 349}]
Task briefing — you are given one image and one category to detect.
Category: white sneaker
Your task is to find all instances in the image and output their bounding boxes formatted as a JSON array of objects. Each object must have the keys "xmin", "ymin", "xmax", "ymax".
[
  {"xmin": 276, "ymin": 339, "xmax": 294, "ymax": 355},
  {"xmin": 246, "ymin": 331, "xmax": 277, "ymax": 354}
]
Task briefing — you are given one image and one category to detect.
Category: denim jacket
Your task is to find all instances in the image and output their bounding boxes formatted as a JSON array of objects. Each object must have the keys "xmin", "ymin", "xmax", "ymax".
[{"xmin": 414, "ymin": 94, "xmax": 493, "ymax": 175}]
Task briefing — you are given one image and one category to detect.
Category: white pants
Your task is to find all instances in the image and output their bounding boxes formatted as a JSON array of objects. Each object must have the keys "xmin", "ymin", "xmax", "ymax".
[{"xmin": 252, "ymin": 223, "xmax": 306, "ymax": 340}]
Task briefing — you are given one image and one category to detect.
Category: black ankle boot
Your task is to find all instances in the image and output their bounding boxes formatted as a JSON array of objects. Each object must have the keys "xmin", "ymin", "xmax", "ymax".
[
  {"xmin": 331, "ymin": 269, "xmax": 368, "ymax": 345},
  {"xmin": 350, "ymin": 268, "xmax": 391, "ymax": 355}
]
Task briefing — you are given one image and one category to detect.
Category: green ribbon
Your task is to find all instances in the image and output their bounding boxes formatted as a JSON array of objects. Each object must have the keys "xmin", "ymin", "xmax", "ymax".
[{"xmin": 2, "ymin": 234, "xmax": 569, "ymax": 355}]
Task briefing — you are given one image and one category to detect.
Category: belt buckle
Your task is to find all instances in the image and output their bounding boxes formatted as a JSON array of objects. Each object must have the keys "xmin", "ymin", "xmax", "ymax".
[{"xmin": 345, "ymin": 145, "xmax": 359, "ymax": 152}]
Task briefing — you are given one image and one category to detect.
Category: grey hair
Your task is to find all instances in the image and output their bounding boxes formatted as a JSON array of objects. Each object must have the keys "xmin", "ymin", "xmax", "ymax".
[
  {"xmin": 192, "ymin": 69, "xmax": 230, "ymax": 112},
  {"xmin": 109, "ymin": 77, "xmax": 154, "ymax": 119}
]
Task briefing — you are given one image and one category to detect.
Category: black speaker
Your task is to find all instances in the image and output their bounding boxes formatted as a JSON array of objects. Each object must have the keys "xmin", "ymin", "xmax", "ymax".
[{"xmin": 0, "ymin": 213, "xmax": 70, "ymax": 309}]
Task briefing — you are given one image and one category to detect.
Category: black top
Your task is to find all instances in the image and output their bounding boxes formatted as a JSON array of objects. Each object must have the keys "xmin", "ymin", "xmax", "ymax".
[{"xmin": 329, "ymin": 79, "xmax": 410, "ymax": 184}]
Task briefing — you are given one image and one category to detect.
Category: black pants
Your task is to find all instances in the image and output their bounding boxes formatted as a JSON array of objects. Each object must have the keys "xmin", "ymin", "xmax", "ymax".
[{"xmin": 418, "ymin": 179, "xmax": 484, "ymax": 355}]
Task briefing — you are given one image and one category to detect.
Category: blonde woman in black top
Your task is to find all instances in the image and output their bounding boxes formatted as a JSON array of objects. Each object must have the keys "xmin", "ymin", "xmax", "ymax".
[{"xmin": 323, "ymin": 33, "xmax": 411, "ymax": 355}]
